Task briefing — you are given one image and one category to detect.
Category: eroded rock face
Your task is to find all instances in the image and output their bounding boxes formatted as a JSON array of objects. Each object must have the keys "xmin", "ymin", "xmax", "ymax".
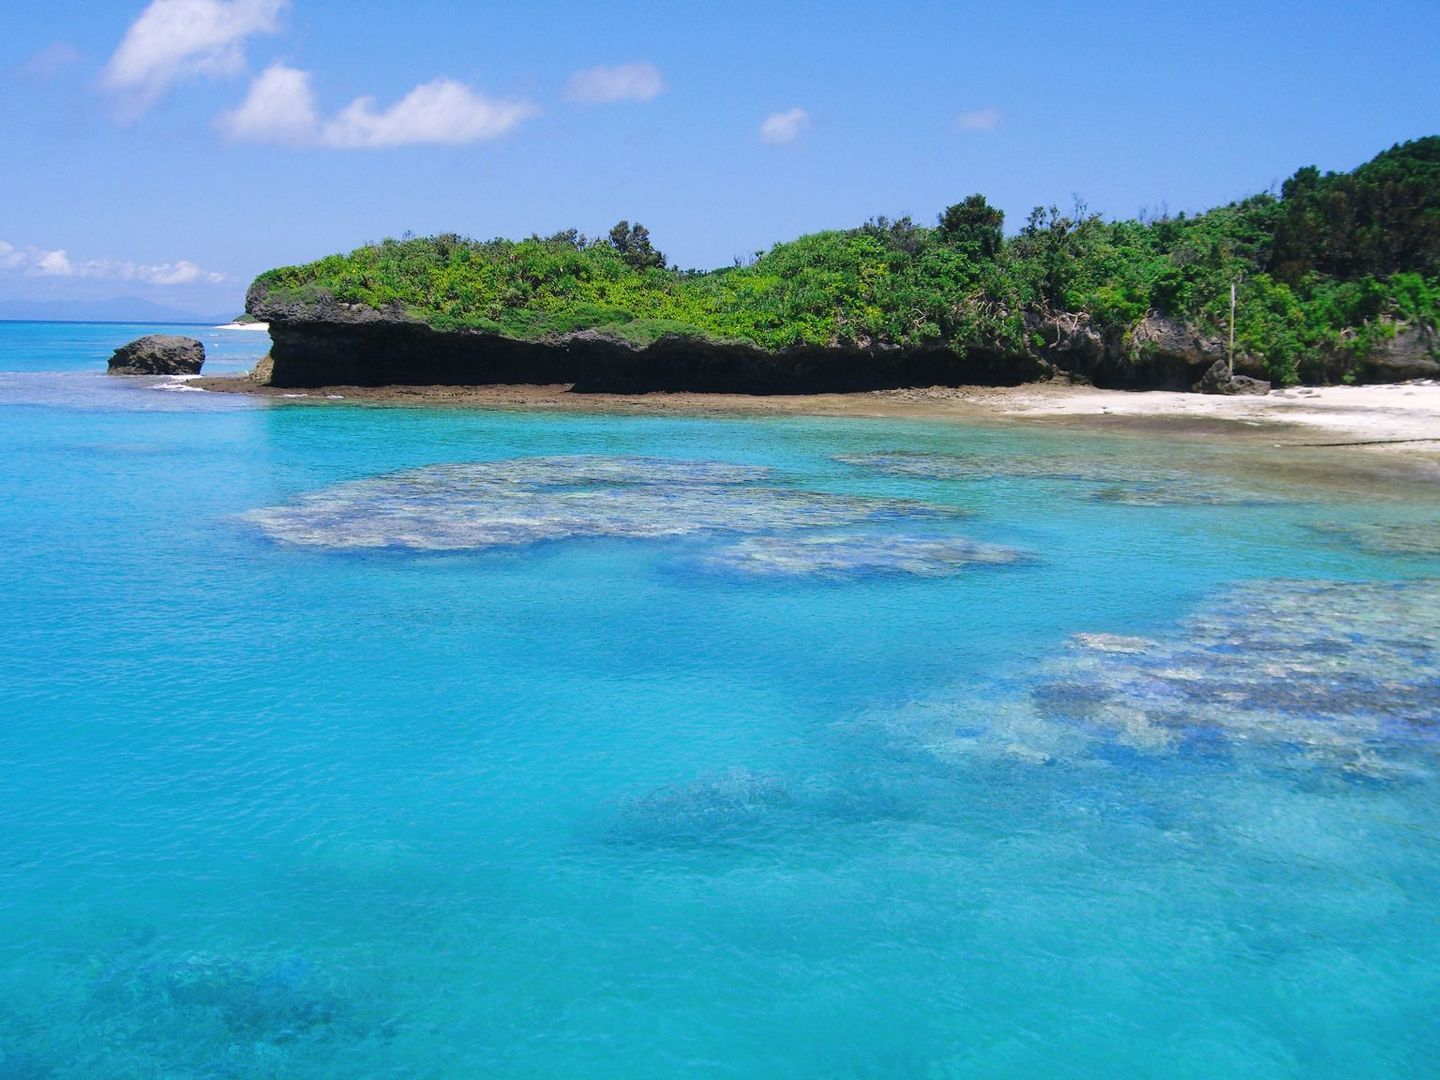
[
  {"xmin": 1024, "ymin": 311, "xmax": 1114, "ymax": 373},
  {"xmin": 1193, "ymin": 358, "xmax": 1271, "ymax": 395},
  {"xmin": 1304, "ymin": 321, "xmax": 1440, "ymax": 384},
  {"xmin": 1113, "ymin": 314, "xmax": 1228, "ymax": 389},
  {"xmin": 1020, "ymin": 311, "xmax": 1246, "ymax": 390},
  {"xmin": 246, "ymin": 281, "xmax": 1271, "ymax": 393},
  {"xmin": 1360, "ymin": 324, "xmax": 1440, "ymax": 382},
  {"xmin": 107, "ymin": 334, "xmax": 205, "ymax": 376}
]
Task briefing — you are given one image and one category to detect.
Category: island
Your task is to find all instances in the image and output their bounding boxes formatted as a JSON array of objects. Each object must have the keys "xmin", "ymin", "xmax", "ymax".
[{"xmin": 242, "ymin": 138, "xmax": 1438, "ymax": 395}]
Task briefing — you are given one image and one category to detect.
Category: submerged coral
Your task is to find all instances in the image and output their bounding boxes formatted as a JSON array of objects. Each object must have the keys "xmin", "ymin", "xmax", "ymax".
[
  {"xmin": 613, "ymin": 768, "xmax": 798, "ymax": 844},
  {"xmin": 834, "ymin": 449, "xmax": 1139, "ymax": 484},
  {"xmin": 888, "ymin": 579, "xmax": 1440, "ymax": 777},
  {"xmin": 0, "ymin": 940, "xmax": 388, "ymax": 1080},
  {"xmin": 701, "ymin": 532, "xmax": 1027, "ymax": 577},
  {"xmin": 608, "ymin": 765, "xmax": 926, "ymax": 846},
  {"xmin": 245, "ymin": 455, "xmax": 962, "ymax": 552},
  {"xmin": 1087, "ymin": 482, "xmax": 1280, "ymax": 507},
  {"xmin": 836, "ymin": 449, "xmax": 1274, "ymax": 506},
  {"xmin": 1308, "ymin": 521, "xmax": 1440, "ymax": 558}
]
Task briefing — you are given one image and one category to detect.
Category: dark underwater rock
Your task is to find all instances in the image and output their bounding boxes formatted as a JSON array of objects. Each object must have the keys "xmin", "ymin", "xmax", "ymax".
[
  {"xmin": 1087, "ymin": 480, "xmax": 1278, "ymax": 506},
  {"xmin": 613, "ymin": 768, "xmax": 796, "ymax": 843},
  {"xmin": 1308, "ymin": 522, "xmax": 1440, "ymax": 558},
  {"xmin": 107, "ymin": 334, "xmax": 205, "ymax": 376}
]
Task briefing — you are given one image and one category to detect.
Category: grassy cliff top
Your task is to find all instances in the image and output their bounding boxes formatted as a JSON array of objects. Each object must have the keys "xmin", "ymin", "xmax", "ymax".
[{"xmin": 253, "ymin": 139, "xmax": 1440, "ymax": 384}]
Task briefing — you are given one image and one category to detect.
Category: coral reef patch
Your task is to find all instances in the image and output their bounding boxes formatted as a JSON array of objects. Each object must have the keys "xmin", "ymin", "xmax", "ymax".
[
  {"xmin": 882, "ymin": 579, "xmax": 1440, "ymax": 778},
  {"xmin": 1308, "ymin": 522, "xmax": 1440, "ymax": 558},
  {"xmin": 244, "ymin": 455, "xmax": 965, "ymax": 553},
  {"xmin": 701, "ymin": 532, "xmax": 1027, "ymax": 578}
]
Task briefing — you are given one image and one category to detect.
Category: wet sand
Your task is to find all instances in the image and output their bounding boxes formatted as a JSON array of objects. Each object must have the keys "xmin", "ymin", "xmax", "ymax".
[{"xmin": 194, "ymin": 375, "xmax": 1440, "ymax": 492}]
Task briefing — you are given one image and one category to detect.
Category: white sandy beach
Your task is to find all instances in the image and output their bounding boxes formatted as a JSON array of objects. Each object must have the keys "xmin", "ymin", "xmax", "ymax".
[
  {"xmin": 989, "ymin": 381, "xmax": 1440, "ymax": 446},
  {"xmin": 215, "ymin": 321, "xmax": 270, "ymax": 332}
]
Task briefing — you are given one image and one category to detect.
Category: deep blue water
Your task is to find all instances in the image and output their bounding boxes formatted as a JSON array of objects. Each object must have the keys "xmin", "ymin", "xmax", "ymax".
[{"xmin": 1, "ymin": 322, "xmax": 1438, "ymax": 1077}]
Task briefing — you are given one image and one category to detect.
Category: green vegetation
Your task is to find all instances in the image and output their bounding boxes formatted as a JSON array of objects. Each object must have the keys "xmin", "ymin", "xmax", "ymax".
[{"xmin": 253, "ymin": 138, "xmax": 1440, "ymax": 384}]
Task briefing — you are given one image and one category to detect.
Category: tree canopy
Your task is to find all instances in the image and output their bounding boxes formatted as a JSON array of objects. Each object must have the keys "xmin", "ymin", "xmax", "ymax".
[{"xmin": 253, "ymin": 139, "xmax": 1440, "ymax": 384}]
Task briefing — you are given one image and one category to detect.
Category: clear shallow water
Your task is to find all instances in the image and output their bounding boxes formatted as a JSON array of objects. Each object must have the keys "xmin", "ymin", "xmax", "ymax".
[{"xmin": 1, "ymin": 323, "xmax": 1438, "ymax": 1078}]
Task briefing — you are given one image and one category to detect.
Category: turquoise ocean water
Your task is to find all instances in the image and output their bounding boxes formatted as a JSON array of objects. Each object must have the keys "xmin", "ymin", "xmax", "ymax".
[{"xmin": 1, "ymin": 321, "xmax": 1437, "ymax": 1077}]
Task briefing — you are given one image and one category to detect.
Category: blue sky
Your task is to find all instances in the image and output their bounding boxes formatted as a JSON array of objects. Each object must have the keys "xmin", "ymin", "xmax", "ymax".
[{"xmin": 3, "ymin": 0, "xmax": 1437, "ymax": 317}]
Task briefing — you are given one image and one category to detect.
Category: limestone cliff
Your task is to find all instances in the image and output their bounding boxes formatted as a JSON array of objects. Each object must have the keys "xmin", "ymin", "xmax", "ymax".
[{"xmin": 247, "ymin": 282, "xmax": 1259, "ymax": 393}]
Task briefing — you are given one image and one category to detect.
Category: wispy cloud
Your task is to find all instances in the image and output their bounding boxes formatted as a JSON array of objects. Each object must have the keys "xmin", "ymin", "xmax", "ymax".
[
  {"xmin": 102, "ymin": 0, "xmax": 286, "ymax": 117},
  {"xmin": 18, "ymin": 42, "xmax": 85, "ymax": 82},
  {"xmin": 952, "ymin": 106, "xmax": 1001, "ymax": 133},
  {"xmin": 759, "ymin": 107, "xmax": 809, "ymax": 145},
  {"xmin": 563, "ymin": 62, "xmax": 665, "ymax": 104},
  {"xmin": 0, "ymin": 241, "xmax": 225, "ymax": 285},
  {"xmin": 220, "ymin": 66, "xmax": 537, "ymax": 149}
]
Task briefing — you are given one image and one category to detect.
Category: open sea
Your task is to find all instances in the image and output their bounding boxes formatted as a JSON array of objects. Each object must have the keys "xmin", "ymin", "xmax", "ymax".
[{"xmin": 1, "ymin": 321, "xmax": 1437, "ymax": 1078}]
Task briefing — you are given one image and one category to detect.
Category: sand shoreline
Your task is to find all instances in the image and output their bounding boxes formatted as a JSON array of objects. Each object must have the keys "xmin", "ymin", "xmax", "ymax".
[{"xmin": 194, "ymin": 375, "xmax": 1438, "ymax": 442}]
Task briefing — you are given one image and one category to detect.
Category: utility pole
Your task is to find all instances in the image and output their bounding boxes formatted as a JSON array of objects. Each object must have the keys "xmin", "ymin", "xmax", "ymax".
[{"xmin": 1229, "ymin": 282, "xmax": 1237, "ymax": 379}]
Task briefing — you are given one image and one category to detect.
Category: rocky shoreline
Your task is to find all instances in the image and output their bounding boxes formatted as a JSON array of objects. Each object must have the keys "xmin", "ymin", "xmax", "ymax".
[
  {"xmin": 244, "ymin": 272, "xmax": 1440, "ymax": 396},
  {"xmin": 245, "ymin": 285, "xmax": 1297, "ymax": 395}
]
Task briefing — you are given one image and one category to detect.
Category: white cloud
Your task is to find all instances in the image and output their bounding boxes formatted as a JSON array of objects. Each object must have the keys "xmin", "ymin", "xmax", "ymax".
[
  {"xmin": 323, "ymin": 78, "xmax": 537, "ymax": 148},
  {"xmin": 217, "ymin": 63, "xmax": 318, "ymax": 144},
  {"xmin": 0, "ymin": 242, "xmax": 75, "ymax": 276},
  {"xmin": 563, "ymin": 61, "xmax": 665, "ymax": 104},
  {"xmin": 759, "ymin": 107, "xmax": 809, "ymax": 145},
  {"xmin": 0, "ymin": 241, "xmax": 226, "ymax": 285},
  {"xmin": 219, "ymin": 69, "xmax": 536, "ymax": 149},
  {"xmin": 102, "ymin": 0, "xmax": 287, "ymax": 115},
  {"xmin": 953, "ymin": 106, "xmax": 1001, "ymax": 133},
  {"xmin": 141, "ymin": 260, "xmax": 223, "ymax": 285},
  {"xmin": 37, "ymin": 250, "xmax": 75, "ymax": 277}
]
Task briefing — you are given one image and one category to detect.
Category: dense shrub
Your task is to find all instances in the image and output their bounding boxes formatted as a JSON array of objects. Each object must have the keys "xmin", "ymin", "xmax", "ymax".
[{"xmin": 253, "ymin": 144, "xmax": 1440, "ymax": 380}]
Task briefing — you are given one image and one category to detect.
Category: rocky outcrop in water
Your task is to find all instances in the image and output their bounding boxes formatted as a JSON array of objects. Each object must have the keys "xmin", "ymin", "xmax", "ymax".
[{"xmin": 107, "ymin": 334, "xmax": 205, "ymax": 376}]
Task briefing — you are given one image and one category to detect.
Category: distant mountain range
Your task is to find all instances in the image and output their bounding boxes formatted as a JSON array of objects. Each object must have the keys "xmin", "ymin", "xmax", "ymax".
[{"xmin": 0, "ymin": 296, "xmax": 236, "ymax": 325}]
